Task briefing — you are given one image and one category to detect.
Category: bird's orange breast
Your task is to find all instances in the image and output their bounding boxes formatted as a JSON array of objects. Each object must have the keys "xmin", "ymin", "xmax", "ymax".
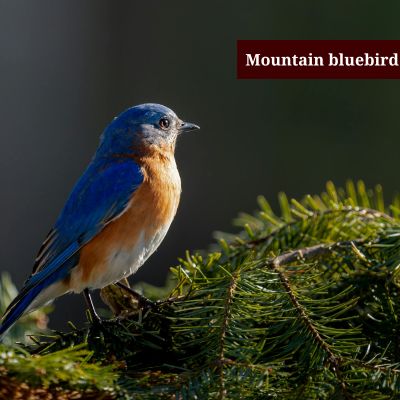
[{"xmin": 72, "ymin": 148, "xmax": 181, "ymax": 288}]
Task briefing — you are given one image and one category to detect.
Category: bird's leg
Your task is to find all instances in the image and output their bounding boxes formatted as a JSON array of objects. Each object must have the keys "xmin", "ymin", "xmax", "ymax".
[
  {"xmin": 115, "ymin": 282, "xmax": 155, "ymax": 309},
  {"xmin": 83, "ymin": 288, "xmax": 102, "ymax": 324}
]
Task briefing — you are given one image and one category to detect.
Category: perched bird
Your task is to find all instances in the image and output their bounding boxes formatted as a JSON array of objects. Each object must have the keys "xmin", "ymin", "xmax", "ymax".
[{"xmin": 0, "ymin": 103, "xmax": 199, "ymax": 338}]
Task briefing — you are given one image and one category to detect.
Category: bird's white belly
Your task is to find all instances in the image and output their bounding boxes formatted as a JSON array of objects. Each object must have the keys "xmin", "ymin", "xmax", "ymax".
[
  {"xmin": 99, "ymin": 225, "xmax": 170, "ymax": 289},
  {"xmin": 70, "ymin": 224, "xmax": 171, "ymax": 292}
]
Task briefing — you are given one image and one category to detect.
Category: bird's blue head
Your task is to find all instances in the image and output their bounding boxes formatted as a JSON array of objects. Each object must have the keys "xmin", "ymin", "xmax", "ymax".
[{"xmin": 96, "ymin": 103, "xmax": 199, "ymax": 158}]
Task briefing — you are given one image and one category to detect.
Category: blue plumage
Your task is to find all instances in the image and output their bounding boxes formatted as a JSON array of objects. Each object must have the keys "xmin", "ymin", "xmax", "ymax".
[{"xmin": 51, "ymin": 159, "xmax": 143, "ymax": 265}]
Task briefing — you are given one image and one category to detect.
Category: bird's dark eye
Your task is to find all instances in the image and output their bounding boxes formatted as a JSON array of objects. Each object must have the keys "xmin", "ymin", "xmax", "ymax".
[{"xmin": 159, "ymin": 117, "xmax": 170, "ymax": 130}]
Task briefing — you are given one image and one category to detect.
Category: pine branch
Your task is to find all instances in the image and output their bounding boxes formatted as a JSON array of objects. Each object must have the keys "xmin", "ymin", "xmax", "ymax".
[{"xmin": 2, "ymin": 181, "xmax": 400, "ymax": 399}]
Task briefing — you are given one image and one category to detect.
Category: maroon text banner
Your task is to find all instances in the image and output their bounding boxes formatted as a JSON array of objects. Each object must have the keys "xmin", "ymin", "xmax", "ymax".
[{"xmin": 237, "ymin": 40, "xmax": 400, "ymax": 79}]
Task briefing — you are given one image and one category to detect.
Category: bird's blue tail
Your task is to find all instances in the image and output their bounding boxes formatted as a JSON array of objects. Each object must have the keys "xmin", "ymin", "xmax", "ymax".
[
  {"xmin": 0, "ymin": 254, "xmax": 78, "ymax": 340},
  {"xmin": 0, "ymin": 284, "xmax": 43, "ymax": 339}
]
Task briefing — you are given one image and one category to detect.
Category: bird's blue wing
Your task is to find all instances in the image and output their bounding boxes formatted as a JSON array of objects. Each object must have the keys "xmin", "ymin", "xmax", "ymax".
[
  {"xmin": 0, "ymin": 157, "xmax": 143, "ymax": 333},
  {"xmin": 32, "ymin": 157, "xmax": 144, "ymax": 279}
]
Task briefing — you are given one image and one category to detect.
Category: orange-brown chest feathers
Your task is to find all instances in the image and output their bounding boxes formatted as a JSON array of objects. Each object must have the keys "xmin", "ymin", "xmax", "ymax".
[
  {"xmin": 132, "ymin": 148, "xmax": 182, "ymax": 239},
  {"xmin": 72, "ymin": 147, "xmax": 181, "ymax": 290}
]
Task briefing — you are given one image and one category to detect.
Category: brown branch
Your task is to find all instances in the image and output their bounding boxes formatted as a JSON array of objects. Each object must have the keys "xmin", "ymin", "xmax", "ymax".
[
  {"xmin": 271, "ymin": 239, "xmax": 365, "ymax": 267},
  {"xmin": 0, "ymin": 372, "xmax": 113, "ymax": 400},
  {"xmin": 217, "ymin": 273, "xmax": 238, "ymax": 400}
]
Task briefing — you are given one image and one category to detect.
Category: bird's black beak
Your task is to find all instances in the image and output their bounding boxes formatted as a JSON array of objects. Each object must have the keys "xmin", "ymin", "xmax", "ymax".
[{"xmin": 179, "ymin": 121, "xmax": 200, "ymax": 133}]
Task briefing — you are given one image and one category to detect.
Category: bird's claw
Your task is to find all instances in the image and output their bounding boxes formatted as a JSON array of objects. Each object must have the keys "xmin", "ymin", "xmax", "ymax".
[
  {"xmin": 138, "ymin": 297, "xmax": 156, "ymax": 310},
  {"xmin": 137, "ymin": 297, "xmax": 175, "ymax": 311}
]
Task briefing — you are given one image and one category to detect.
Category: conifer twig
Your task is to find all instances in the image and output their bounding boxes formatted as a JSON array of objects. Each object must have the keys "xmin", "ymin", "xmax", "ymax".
[
  {"xmin": 271, "ymin": 239, "xmax": 365, "ymax": 267},
  {"xmin": 217, "ymin": 273, "xmax": 238, "ymax": 400}
]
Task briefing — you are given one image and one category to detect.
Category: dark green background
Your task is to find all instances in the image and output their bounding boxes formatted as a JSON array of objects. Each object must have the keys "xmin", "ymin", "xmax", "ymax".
[{"xmin": 1, "ymin": 1, "xmax": 399, "ymax": 328}]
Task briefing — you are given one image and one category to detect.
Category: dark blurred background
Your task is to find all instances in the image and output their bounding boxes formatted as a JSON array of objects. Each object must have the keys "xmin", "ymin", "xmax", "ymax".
[{"xmin": 1, "ymin": 1, "xmax": 400, "ymax": 329}]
